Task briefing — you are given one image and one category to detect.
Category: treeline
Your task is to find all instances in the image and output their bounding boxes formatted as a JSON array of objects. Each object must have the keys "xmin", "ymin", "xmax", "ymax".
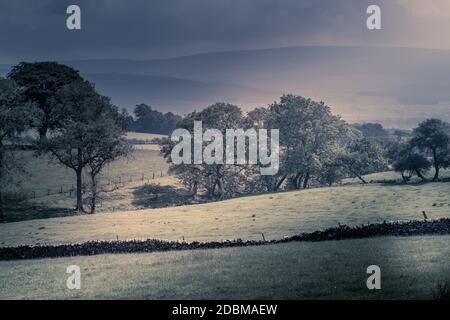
[
  {"xmin": 0, "ymin": 62, "xmax": 131, "ymax": 219},
  {"xmin": 121, "ymin": 103, "xmax": 181, "ymax": 135},
  {"xmin": 161, "ymin": 97, "xmax": 388, "ymax": 199},
  {"xmin": 161, "ymin": 96, "xmax": 450, "ymax": 200},
  {"xmin": 351, "ymin": 122, "xmax": 411, "ymax": 141}
]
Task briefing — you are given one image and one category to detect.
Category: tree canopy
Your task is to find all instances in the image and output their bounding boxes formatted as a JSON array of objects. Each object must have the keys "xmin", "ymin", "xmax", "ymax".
[{"xmin": 8, "ymin": 62, "xmax": 84, "ymax": 139}]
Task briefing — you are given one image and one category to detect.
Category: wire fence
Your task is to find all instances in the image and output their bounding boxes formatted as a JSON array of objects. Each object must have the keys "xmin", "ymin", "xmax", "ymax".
[{"xmin": 8, "ymin": 171, "xmax": 167, "ymax": 202}]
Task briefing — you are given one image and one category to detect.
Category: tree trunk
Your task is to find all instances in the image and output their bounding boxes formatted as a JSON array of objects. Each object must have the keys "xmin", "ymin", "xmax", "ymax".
[
  {"xmin": 0, "ymin": 190, "xmax": 4, "ymax": 221},
  {"xmin": 356, "ymin": 174, "xmax": 367, "ymax": 184},
  {"xmin": 216, "ymin": 178, "xmax": 225, "ymax": 199},
  {"xmin": 416, "ymin": 170, "xmax": 427, "ymax": 183},
  {"xmin": 75, "ymin": 168, "xmax": 84, "ymax": 212},
  {"xmin": 191, "ymin": 181, "xmax": 198, "ymax": 196},
  {"xmin": 90, "ymin": 174, "xmax": 97, "ymax": 214},
  {"xmin": 433, "ymin": 165, "xmax": 440, "ymax": 181},
  {"xmin": 209, "ymin": 181, "xmax": 217, "ymax": 199},
  {"xmin": 432, "ymin": 149, "xmax": 439, "ymax": 181},
  {"xmin": 274, "ymin": 174, "xmax": 287, "ymax": 191},
  {"xmin": 302, "ymin": 173, "xmax": 310, "ymax": 189},
  {"xmin": 38, "ymin": 126, "xmax": 48, "ymax": 141},
  {"xmin": 294, "ymin": 172, "xmax": 303, "ymax": 189},
  {"xmin": 75, "ymin": 148, "xmax": 84, "ymax": 212}
]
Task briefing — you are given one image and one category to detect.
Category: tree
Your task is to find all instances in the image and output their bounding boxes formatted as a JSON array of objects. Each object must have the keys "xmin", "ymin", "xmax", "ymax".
[
  {"xmin": 338, "ymin": 138, "xmax": 388, "ymax": 183},
  {"xmin": 411, "ymin": 119, "xmax": 450, "ymax": 181},
  {"xmin": 85, "ymin": 117, "xmax": 132, "ymax": 213},
  {"xmin": 162, "ymin": 102, "xmax": 249, "ymax": 199},
  {"xmin": 267, "ymin": 94, "xmax": 352, "ymax": 190},
  {"xmin": 393, "ymin": 150, "xmax": 431, "ymax": 183},
  {"xmin": 42, "ymin": 80, "xmax": 129, "ymax": 213},
  {"xmin": 8, "ymin": 62, "xmax": 84, "ymax": 139},
  {"xmin": 0, "ymin": 78, "xmax": 32, "ymax": 219}
]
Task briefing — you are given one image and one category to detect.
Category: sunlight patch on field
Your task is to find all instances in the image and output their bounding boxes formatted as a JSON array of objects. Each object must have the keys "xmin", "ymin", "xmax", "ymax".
[{"xmin": 132, "ymin": 144, "xmax": 161, "ymax": 151}]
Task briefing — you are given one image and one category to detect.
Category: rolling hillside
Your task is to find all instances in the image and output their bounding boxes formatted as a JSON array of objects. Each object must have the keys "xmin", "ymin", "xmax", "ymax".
[{"xmin": 1, "ymin": 181, "xmax": 449, "ymax": 247}]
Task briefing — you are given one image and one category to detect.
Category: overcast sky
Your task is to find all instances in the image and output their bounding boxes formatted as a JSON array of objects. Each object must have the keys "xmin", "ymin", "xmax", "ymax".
[{"xmin": 1, "ymin": 0, "xmax": 450, "ymax": 63}]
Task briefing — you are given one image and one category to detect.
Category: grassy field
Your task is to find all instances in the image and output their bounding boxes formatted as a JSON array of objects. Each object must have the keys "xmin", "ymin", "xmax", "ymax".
[
  {"xmin": 1, "ymin": 235, "xmax": 449, "ymax": 299},
  {"xmin": 2, "ymin": 132, "xmax": 450, "ymax": 300},
  {"xmin": 1, "ymin": 181, "xmax": 449, "ymax": 247},
  {"xmin": 125, "ymin": 132, "xmax": 167, "ymax": 141}
]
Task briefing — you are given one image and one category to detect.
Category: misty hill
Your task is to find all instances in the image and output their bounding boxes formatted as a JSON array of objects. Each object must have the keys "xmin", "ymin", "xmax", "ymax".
[
  {"xmin": 3, "ymin": 46, "xmax": 450, "ymax": 127},
  {"xmin": 85, "ymin": 73, "xmax": 271, "ymax": 114},
  {"xmin": 62, "ymin": 46, "xmax": 450, "ymax": 127}
]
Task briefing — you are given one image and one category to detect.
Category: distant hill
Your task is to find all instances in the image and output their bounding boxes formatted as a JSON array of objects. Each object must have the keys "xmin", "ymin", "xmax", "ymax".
[
  {"xmin": 3, "ymin": 46, "xmax": 450, "ymax": 127},
  {"xmin": 84, "ymin": 73, "xmax": 271, "ymax": 114}
]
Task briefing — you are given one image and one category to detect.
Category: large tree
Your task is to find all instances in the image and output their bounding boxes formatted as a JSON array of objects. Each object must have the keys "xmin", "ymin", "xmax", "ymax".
[
  {"xmin": 8, "ymin": 62, "xmax": 83, "ymax": 139},
  {"xmin": 393, "ymin": 150, "xmax": 431, "ymax": 183},
  {"xmin": 42, "ymin": 80, "xmax": 129, "ymax": 213},
  {"xmin": 267, "ymin": 94, "xmax": 352, "ymax": 190},
  {"xmin": 162, "ymin": 103, "xmax": 250, "ymax": 199},
  {"xmin": 0, "ymin": 78, "xmax": 32, "ymax": 219},
  {"xmin": 411, "ymin": 119, "xmax": 450, "ymax": 181}
]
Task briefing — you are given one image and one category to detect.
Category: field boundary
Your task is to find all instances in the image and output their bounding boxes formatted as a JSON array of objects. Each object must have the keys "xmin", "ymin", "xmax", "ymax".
[{"xmin": 1, "ymin": 218, "xmax": 450, "ymax": 261}]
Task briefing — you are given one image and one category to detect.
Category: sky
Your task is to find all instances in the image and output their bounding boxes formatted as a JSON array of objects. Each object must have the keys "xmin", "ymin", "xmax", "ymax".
[{"xmin": 1, "ymin": 0, "xmax": 450, "ymax": 62}]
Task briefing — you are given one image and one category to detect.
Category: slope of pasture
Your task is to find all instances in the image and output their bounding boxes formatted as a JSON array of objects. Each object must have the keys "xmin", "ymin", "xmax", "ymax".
[
  {"xmin": 1, "ymin": 182, "xmax": 449, "ymax": 247},
  {"xmin": 1, "ymin": 235, "xmax": 449, "ymax": 299}
]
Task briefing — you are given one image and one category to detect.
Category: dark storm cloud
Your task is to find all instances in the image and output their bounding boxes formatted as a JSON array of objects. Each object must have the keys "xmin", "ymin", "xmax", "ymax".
[{"xmin": 0, "ymin": 0, "xmax": 387, "ymax": 62}]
